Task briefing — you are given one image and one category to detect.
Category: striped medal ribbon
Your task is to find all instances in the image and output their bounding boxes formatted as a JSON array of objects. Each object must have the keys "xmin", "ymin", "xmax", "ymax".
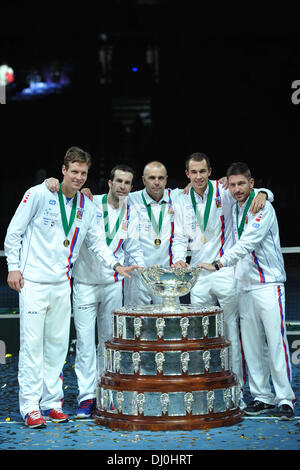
[
  {"xmin": 142, "ymin": 192, "xmax": 167, "ymax": 247},
  {"xmin": 190, "ymin": 180, "xmax": 213, "ymax": 244},
  {"xmin": 58, "ymin": 184, "xmax": 78, "ymax": 247},
  {"xmin": 102, "ymin": 194, "xmax": 126, "ymax": 246},
  {"xmin": 236, "ymin": 189, "xmax": 255, "ymax": 239}
]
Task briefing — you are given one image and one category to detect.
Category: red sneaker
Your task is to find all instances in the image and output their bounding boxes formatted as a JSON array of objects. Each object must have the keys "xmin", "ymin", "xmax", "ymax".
[
  {"xmin": 41, "ymin": 408, "xmax": 69, "ymax": 423},
  {"xmin": 25, "ymin": 410, "xmax": 47, "ymax": 428}
]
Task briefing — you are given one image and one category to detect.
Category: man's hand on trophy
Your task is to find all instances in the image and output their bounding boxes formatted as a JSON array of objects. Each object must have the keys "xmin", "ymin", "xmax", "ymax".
[
  {"xmin": 173, "ymin": 260, "xmax": 190, "ymax": 269},
  {"xmin": 115, "ymin": 265, "xmax": 141, "ymax": 279}
]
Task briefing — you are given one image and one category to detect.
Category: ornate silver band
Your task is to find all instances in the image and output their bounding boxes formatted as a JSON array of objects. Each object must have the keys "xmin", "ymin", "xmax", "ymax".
[
  {"xmin": 112, "ymin": 310, "xmax": 224, "ymax": 341},
  {"xmin": 105, "ymin": 345, "xmax": 231, "ymax": 376},
  {"xmin": 97, "ymin": 385, "xmax": 241, "ymax": 417}
]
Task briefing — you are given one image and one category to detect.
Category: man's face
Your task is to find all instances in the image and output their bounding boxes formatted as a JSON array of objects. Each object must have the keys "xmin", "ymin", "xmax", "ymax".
[
  {"xmin": 142, "ymin": 165, "xmax": 168, "ymax": 201},
  {"xmin": 185, "ymin": 159, "xmax": 212, "ymax": 194},
  {"xmin": 228, "ymin": 174, "xmax": 254, "ymax": 204},
  {"xmin": 62, "ymin": 161, "xmax": 89, "ymax": 193},
  {"xmin": 108, "ymin": 170, "xmax": 133, "ymax": 200}
]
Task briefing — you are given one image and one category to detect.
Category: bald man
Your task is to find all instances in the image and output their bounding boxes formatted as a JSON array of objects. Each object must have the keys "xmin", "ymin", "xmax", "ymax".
[{"xmin": 124, "ymin": 161, "xmax": 183, "ymax": 306}]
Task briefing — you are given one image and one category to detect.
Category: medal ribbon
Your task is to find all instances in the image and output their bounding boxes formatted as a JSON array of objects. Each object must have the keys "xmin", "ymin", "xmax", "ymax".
[
  {"xmin": 58, "ymin": 184, "xmax": 78, "ymax": 241},
  {"xmin": 102, "ymin": 194, "xmax": 126, "ymax": 246},
  {"xmin": 236, "ymin": 189, "xmax": 255, "ymax": 239},
  {"xmin": 190, "ymin": 180, "xmax": 214, "ymax": 234},
  {"xmin": 141, "ymin": 192, "xmax": 166, "ymax": 240}
]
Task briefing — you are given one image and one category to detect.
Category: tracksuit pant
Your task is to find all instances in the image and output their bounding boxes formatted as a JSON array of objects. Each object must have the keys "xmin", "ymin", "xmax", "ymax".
[
  {"xmin": 191, "ymin": 267, "xmax": 245, "ymax": 389},
  {"xmin": 72, "ymin": 281, "xmax": 122, "ymax": 404},
  {"xmin": 18, "ymin": 279, "xmax": 71, "ymax": 419},
  {"xmin": 238, "ymin": 283, "xmax": 295, "ymax": 408}
]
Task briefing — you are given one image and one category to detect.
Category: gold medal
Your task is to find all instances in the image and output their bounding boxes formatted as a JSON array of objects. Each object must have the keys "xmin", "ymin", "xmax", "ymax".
[
  {"xmin": 201, "ymin": 235, "xmax": 206, "ymax": 244},
  {"xmin": 58, "ymin": 184, "xmax": 77, "ymax": 249},
  {"xmin": 142, "ymin": 193, "xmax": 166, "ymax": 251}
]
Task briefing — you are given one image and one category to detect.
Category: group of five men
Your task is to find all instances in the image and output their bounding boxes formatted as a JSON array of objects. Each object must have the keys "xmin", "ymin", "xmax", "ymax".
[{"xmin": 4, "ymin": 147, "xmax": 295, "ymax": 428}]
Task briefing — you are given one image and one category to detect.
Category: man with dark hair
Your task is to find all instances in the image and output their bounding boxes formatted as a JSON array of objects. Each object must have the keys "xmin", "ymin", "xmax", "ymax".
[
  {"xmin": 71, "ymin": 164, "xmax": 144, "ymax": 418},
  {"xmin": 185, "ymin": 152, "xmax": 212, "ymax": 171},
  {"xmin": 109, "ymin": 164, "xmax": 135, "ymax": 182},
  {"xmin": 200, "ymin": 162, "xmax": 296, "ymax": 420},
  {"xmin": 173, "ymin": 153, "xmax": 274, "ymax": 404},
  {"xmin": 4, "ymin": 148, "xmax": 138, "ymax": 429}
]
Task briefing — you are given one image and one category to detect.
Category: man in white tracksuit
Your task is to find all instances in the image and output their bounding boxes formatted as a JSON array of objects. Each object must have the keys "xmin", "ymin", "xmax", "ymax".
[
  {"xmin": 123, "ymin": 161, "xmax": 183, "ymax": 306},
  {"xmin": 4, "ymin": 147, "xmax": 138, "ymax": 429},
  {"xmin": 59, "ymin": 161, "xmax": 182, "ymax": 307},
  {"xmin": 200, "ymin": 161, "xmax": 296, "ymax": 420},
  {"xmin": 172, "ymin": 153, "xmax": 273, "ymax": 398},
  {"xmin": 71, "ymin": 165, "xmax": 144, "ymax": 418}
]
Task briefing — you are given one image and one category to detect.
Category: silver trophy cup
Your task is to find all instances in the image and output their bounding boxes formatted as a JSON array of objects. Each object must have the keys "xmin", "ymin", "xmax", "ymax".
[{"xmin": 137, "ymin": 265, "xmax": 201, "ymax": 310}]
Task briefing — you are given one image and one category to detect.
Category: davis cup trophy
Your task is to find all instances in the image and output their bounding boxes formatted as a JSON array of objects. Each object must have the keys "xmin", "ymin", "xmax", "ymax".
[{"xmin": 94, "ymin": 266, "xmax": 243, "ymax": 430}]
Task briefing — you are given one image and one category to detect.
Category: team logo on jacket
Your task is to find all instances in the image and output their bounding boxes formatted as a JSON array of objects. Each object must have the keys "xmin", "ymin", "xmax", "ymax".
[
  {"xmin": 122, "ymin": 220, "xmax": 128, "ymax": 231},
  {"xmin": 215, "ymin": 197, "xmax": 222, "ymax": 208},
  {"xmin": 49, "ymin": 199, "xmax": 56, "ymax": 205},
  {"xmin": 252, "ymin": 212, "xmax": 263, "ymax": 229},
  {"xmin": 76, "ymin": 208, "xmax": 83, "ymax": 220}
]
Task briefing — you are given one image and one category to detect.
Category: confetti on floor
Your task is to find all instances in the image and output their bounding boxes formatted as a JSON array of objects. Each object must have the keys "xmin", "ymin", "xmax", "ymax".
[{"xmin": 1, "ymin": 354, "xmax": 300, "ymax": 452}]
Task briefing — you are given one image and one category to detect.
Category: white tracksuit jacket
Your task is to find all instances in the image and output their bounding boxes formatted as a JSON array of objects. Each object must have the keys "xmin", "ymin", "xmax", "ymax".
[
  {"xmin": 221, "ymin": 198, "xmax": 286, "ymax": 288},
  {"xmin": 72, "ymin": 194, "xmax": 145, "ymax": 285},
  {"xmin": 172, "ymin": 182, "xmax": 274, "ymax": 266},
  {"xmin": 127, "ymin": 188, "xmax": 182, "ymax": 267},
  {"xmin": 172, "ymin": 180, "xmax": 234, "ymax": 265},
  {"xmin": 4, "ymin": 183, "xmax": 117, "ymax": 281},
  {"xmin": 220, "ymin": 196, "xmax": 295, "ymax": 408}
]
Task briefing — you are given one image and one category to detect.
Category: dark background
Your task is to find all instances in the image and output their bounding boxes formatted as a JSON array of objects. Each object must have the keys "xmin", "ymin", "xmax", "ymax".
[{"xmin": 1, "ymin": 2, "xmax": 300, "ymax": 248}]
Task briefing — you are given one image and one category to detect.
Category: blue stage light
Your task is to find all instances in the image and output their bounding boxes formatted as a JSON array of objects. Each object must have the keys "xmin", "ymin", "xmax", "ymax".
[{"xmin": 131, "ymin": 66, "xmax": 138, "ymax": 72}]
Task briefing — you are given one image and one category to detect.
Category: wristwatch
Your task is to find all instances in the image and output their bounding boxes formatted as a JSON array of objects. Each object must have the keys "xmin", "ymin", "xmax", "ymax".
[
  {"xmin": 113, "ymin": 262, "xmax": 121, "ymax": 271},
  {"xmin": 212, "ymin": 260, "xmax": 220, "ymax": 271}
]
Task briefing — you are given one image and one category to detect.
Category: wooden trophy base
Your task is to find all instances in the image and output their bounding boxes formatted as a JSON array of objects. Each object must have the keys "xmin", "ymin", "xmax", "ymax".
[
  {"xmin": 95, "ymin": 305, "xmax": 243, "ymax": 431},
  {"xmin": 94, "ymin": 408, "xmax": 243, "ymax": 431}
]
